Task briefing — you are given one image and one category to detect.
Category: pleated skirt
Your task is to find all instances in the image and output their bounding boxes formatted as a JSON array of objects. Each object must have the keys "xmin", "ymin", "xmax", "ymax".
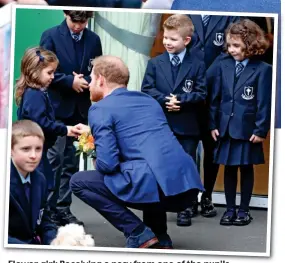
[{"xmin": 214, "ymin": 136, "xmax": 265, "ymax": 166}]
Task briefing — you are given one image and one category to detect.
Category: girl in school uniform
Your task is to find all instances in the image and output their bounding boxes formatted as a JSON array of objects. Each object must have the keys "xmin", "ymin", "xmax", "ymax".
[
  {"xmin": 15, "ymin": 47, "xmax": 77, "ymax": 216},
  {"xmin": 209, "ymin": 19, "xmax": 272, "ymax": 226}
]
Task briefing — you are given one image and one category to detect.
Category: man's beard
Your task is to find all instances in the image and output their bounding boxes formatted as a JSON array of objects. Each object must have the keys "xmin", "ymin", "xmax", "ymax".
[{"xmin": 90, "ymin": 90, "xmax": 103, "ymax": 102}]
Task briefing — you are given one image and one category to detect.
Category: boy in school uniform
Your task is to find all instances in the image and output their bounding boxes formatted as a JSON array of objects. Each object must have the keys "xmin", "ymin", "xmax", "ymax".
[
  {"xmin": 40, "ymin": 10, "xmax": 102, "ymax": 226},
  {"xmin": 9, "ymin": 120, "xmax": 57, "ymax": 245},
  {"xmin": 186, "ymin": 14, "xmax": 240, "ymax": 219},
  {"xmin": 141, "ymin": 14, "xmax": 207, "ymax": 227}
]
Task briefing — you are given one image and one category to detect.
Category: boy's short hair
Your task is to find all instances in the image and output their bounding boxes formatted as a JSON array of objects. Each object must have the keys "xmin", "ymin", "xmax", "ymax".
[
  {"xmin": 63, "ymin": 10, "xmax": 94, "ymax": 23},
  {"xmin": 12, "ymin": 120, "xmax": 45, "ymax": 148},
  {"xmin": 92, "ymin": 55, "xmax": 130, "ymax": 86},
  {"xmin": 163, "ymin": 14, "xmax": 194, "ymax": 38}
]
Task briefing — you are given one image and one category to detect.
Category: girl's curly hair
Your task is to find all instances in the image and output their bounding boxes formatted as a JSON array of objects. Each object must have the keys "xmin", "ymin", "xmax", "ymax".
[{"xmin": 225, "ymin": 19, "xmax": 270, "ymax": 58}]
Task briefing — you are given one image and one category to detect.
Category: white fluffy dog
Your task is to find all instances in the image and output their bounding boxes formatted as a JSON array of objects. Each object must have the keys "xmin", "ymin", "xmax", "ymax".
[{"xmin": 51, "ymin": 223, "xmax": 95, "ymax": 247}]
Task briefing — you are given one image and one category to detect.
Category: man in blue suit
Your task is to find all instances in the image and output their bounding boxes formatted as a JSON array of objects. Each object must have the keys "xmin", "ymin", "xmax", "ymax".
[
  {"xmin": 40, "ymin": 10, "xmax": 102, "ymax": 226},
  {"xmin": 9, "ymin": 120, "xmax": 57, "ymax": 245},
  {"xmin": 70, "ymin": 55, "xmax": 204, "ymax": 249}
]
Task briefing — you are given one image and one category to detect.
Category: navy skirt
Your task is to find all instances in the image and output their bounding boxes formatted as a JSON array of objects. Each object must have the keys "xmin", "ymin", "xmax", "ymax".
[{"xmin": 214, "ymin": 136, "xmax": 265, "ymax": 165}]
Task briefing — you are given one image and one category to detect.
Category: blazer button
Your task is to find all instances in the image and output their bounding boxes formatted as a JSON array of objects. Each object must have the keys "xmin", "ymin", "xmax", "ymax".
[
  {"xmin": 230, "ymin": 100, "xmax": 233, "ymax": 103},
  {"xmin": 231, "ymin": 113, "xmax": 234, "ymax": 117}
]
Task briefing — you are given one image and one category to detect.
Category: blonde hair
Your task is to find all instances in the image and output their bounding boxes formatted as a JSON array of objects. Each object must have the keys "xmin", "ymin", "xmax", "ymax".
[
  {"xmin": 12, "ymin": 120, "xmax": 45, "ymax": 148},
  {"xmin": 163, "ymin": 14, "xmax": 194, "ymax": 38},
  {"xmin": 15, "ymin": 47, "xmax": 59, "ymax": 106},
  {"xmin": 92, "ymin": 55, "xmax": 129, "ymax": 86}
]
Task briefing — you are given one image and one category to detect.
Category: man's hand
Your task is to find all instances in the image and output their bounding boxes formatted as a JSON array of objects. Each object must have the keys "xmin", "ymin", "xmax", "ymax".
[
  {"xmin": 249, "ymin": 134, "xmax": 265, "ymax": 143},
  {"xmin": 73, "ymin": 123, "xmax": 91, "ymax": 135},
  {"xmin": 211, "ymin": 129, "xmax": 219, "ymax": 141},
  {"xmin": 72, "ymin": 72, "xmax": 89, "ymax": 93},
  {"xmin": 165, "ymin": 93, "xmax": 180, "ymax": 112}
]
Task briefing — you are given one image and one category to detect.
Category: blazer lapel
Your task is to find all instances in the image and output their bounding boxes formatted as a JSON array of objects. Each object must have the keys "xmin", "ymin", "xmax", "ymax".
[
  {"xmin": 173, "ymin": 52, "xmax": 192, "ymax": 91},
  {"xmin": 222, "ymin": 59, "xmax": 236, "ymax": 98},
  {"xmin": 205, "ymin": 16, "xmax": 222, "ymax": 41},
  {"xmin": 158, "ymin": 52, "xmax": 174, "ymax": 91},
  {"xmin": 80, "ymin": 29, "xmax": 89, "ymax": 73},
  {"xmin": 10, "ymin": 162, "xmax": 32, "ymax": 232},
  {"xmin": 191, "ymin": 15, "xmax": 204, "ymax": 44},
  {"xmin": 59, "ymin": 20, "xmax": 76, "ymax": 66},
  {"xmin": 30, "ymin": 171, "xmax": 43, "ymax": 228},
  {"xmin": 234, "ymin": 60, "xmax": 259, "ymax": 94}
]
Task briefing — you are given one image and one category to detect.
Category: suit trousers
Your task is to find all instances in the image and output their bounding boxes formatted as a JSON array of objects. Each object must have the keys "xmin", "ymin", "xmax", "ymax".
[{"xmin": 70, "ymin": 170, "xmax": 199, "ymax": 237}]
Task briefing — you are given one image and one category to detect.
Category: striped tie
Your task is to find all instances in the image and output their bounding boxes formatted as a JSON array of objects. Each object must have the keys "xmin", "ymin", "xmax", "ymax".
[
  {"xmin": 235, "ymin": 62, "xmax": 244, "ymax": 77},
  {"xmin": 171, "ymin": 55, "xmax": 180, "ymax": 66},
  {"xmin": 202, "ymin": 15, "xmax": 210, "ymax": 28},
  {"xmin": 72, "ymin": 33, "xmax": 80, "ymax": 42}
]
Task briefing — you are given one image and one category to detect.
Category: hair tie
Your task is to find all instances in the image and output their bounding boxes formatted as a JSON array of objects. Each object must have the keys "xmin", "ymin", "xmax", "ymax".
[{"xmin": 36, "ymin": 50, "xmax": 45, "ymax": 62}]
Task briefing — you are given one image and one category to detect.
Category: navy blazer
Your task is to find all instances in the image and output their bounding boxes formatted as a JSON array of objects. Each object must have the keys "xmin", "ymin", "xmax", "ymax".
[
  {"xmin": 8, "ymin": 162, "xmax": 57, "ymax": 245},
  {"xmin": 141, "ymin": 51, "xmax": 207, "ymax": 136},
  {"xmin": 89, "ymin": 88, "xmax": 204, "ymax": 203},
  {"xmin": 209, "ymin": 55, "xmax": 272, "ymax": 139},
  {"xmin": 40, "ymin": 20, "xmax": 102, "ymax": 123},
  {"xmin": 17, "ymin": 87, "xmax": 67, "ymax": 149},
  {"xmin": 189, "ymin": 15, "xmax": 239, "ymax": 70}
]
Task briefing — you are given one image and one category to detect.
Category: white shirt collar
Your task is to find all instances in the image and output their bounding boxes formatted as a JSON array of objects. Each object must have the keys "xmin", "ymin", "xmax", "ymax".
[
  {"xmin": 70, "ymin": 29, "xmax": 84, "ymax": 41},
  {"xmin": 168, "ymin": 48, "xmax": 187, "ymax": 63},
  {"xmin": 235, "ymin": 58, "xmax": 249, "ymax": 68}
]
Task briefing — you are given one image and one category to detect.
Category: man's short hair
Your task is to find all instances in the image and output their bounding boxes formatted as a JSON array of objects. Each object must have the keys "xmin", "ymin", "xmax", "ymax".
[
  {"xmin": 63, "ymin": 10, "xmax": 94, "ymax": 23},
  {"xmin": 163, "ymin": 14, "xmax": 194, "ymax": 38},
  {"xmin": 12, "ymin": 120, "xmax": 45, "ymax": 148},
  {"xmin": 92, "ymin": 56, "xmax": 130, "ymax": 86}
]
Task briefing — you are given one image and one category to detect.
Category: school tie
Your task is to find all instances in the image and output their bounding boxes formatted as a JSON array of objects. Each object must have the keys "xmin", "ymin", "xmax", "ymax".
[
  {"xmin": 72, "ymin": 32, "xmax": 80, "ymax": 42},
  {"xmin": 23, "ymin": 182, "xmax": 31, "ymax": 203},
  {"xmin": 202, "ymin": 15, "xmax": 210, "ymax": 28},
  {"xmin": 171, "ymin": 55, "xmax": 180, "ymax": 67},
  {"xmin": 235, "ymin": 62, "xmax": 244, "ymax": 78}
]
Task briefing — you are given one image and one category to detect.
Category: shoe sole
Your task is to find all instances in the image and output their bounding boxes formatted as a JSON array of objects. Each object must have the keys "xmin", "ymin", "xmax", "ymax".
[
  {"xmin": 176, "ymin": 221, "xmax": 191, "ymax": 226},
  {"xmin": 201, "ymin": 211, "xmax": 217, "ymax": 218},
  {"xmin": 139, "ymin": 237, "xmax": 159, "ymax": 248},
  {"xmin": 232, "ymin": 219, "xmax": 252, "ymax": 226}
]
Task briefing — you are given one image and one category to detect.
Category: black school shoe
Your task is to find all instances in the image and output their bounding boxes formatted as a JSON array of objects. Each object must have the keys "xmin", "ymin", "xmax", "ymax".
[
  {"xmin": 233, "ymin": 209, "xmax": 253, "ymax": 226},
  {"xmin": 200, "ymin": 197, "xmax": 217, "ymax": 217},
  {"xmin": 177, "ymin": 209, "xmax": 192, "ymax": 226},
  {"xmin": 220, "ymin": 208, "xmax": 237, "ymax": 226},
  {"xmin": 58, "ymin": 209, "xmax": 84, "ymax": 226}
]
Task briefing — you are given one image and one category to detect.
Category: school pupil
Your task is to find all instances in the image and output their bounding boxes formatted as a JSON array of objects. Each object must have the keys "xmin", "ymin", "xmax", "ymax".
[
  {"xmin": 9, "ymin": 120, "xmax": 57, "ymax": 244},
  {"xmin": 141, "ymin": 14, "xmax": 207, "ymax": 227},
  {"xmin": 209, "ymin": 19, "xmax": 272, "ymax": 226},
  {"xmin": 15, "ymin": 47, "xmax": 77, "ymax": 219},
  {"xmin": 40, "ymin": 10, "xmax": 102, "ymax": 227}
]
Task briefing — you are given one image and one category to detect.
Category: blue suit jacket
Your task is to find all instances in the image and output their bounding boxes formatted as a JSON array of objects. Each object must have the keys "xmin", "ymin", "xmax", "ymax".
[
  {"xmin": 141, "ymin": 51, "xmax": 207, "ymax": 136},
  {"xmin": 8, "ymin": 162, "xmax": 57, "ymax": 245},
  {"xmin": 189, "ymin": 15, "xmax": 239, "ymax": 70},
  {"xmin": 88, "ymin": 88, "xmax": 204, "ymax": 203},
  {"xmin": 209, "ymin": 55, "xmax": 272, "ymax": 140},
  {"xmin": 40, "ymin": 20, "xmax": 102, "ymax": 123},
  {"xmin": 17, "ymin": 87, "xmax": 67, "ymax": 149}
]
